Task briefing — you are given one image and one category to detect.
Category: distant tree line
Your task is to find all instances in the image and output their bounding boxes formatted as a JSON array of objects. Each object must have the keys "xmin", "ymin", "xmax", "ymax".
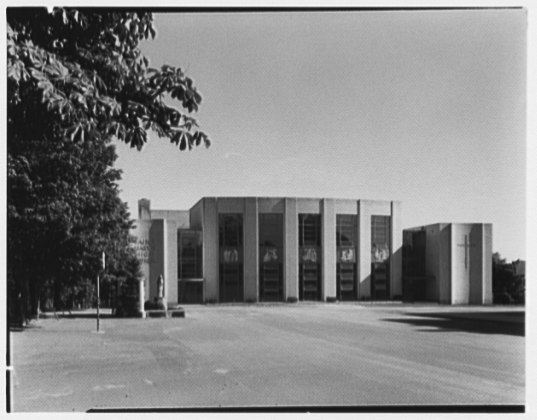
[
  {"xmin": 492, "ymin": 253, "xmax": 525, "ymax": 304},
  {"xmin": 7, "ymin": 8, "xmax": 208, "ymax": 326}
]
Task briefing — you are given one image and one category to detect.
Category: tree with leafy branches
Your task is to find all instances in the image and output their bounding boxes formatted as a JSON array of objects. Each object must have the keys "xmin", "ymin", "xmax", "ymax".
[{"xmin": 7, "ymin": 8, "xmax": 209, "ymax": 324}]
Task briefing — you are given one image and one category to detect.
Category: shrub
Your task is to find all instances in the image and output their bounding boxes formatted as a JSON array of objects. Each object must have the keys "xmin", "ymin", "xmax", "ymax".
[{"xmin": 143, "ymin": 299, "xmax": 166, "ymax": 311}]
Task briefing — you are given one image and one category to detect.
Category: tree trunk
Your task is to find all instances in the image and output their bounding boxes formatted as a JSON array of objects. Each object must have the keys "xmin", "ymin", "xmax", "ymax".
[
  {"xmin": 29, "ymin": 278, "xmax": 39, "ymax": 319},
  {"xmin": 20, "ymin": 275, "xmax": 29, "ymax": 327}
]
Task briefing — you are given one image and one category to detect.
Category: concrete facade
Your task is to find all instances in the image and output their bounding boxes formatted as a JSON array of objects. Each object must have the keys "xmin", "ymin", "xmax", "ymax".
[
  {"xmin": 284, "ymin": 198, "xmax": 299, "ymax": 300},
  {"xmin": 243, "ymin": 197, "xmax": 259, "ymax": 302},
  {"xmin": 403, "ymin": 223, "xmax": 493, "ymax": 304},
  {"xmin": 132, "ymin": 197, "xmax": 405, "ymax": 305},
  {"xmin": 132, "ymin": 198, "xmax": 492, "ymax": 306}
]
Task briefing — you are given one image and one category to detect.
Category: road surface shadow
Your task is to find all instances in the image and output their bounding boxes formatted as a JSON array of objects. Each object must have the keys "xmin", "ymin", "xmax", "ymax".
[
  {"xmin": 87, "ymin": 404, "xmax": 525, "ymax": 413},
  {"xmin": 382, "ymin": 311, "xmax": 524, "ymax": 336},
  {"xmin": 39, "ymin": 313, "xmax": 116, "ymax": 319},
  {"xmin": 9, "ymin": 325, "xmax": 26, "ymax": 333},
  {"xmin": 8, "ymin": 323, "xmax": 43, "ymax": 332}
]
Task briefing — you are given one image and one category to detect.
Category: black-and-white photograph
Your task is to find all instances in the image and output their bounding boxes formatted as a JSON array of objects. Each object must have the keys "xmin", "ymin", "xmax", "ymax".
[{"xmin": 5, "ymin": 3, "xmax": 530, "ymax": 414}]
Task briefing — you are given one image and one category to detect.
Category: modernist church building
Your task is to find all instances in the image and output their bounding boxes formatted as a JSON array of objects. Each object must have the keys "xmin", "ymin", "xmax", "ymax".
[{"xmin": 131, "ymin": 197, "xmax": 492, "ymax": 306}]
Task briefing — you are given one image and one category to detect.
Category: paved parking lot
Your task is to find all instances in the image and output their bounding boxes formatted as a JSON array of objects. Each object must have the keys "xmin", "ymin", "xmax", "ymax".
[{"xmin": 9, "ymin": 303, "xmax": 525, "ymax": 411}]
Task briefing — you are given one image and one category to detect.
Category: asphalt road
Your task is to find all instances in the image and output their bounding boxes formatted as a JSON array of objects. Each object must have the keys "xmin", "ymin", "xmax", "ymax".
[{"xmin": 9, "ymin": 303, "xmax": 525, "ymax": 411}]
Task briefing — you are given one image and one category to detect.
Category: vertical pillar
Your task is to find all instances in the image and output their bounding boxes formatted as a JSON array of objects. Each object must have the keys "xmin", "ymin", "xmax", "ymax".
[
  {"xmin": 132, "ymin": 220, "xmax": 151, "ymax": 305},
  {"xmin": 203, "ymin": 198, "xmax": 219, "ymax": 302},
  {"xmin": 284, "ymin": 198, "xmax": 299, "ymax": 300},
  {"xmin": 243, "ymin": 198, "xmax": 259, "ymax": 302},
  {"xmin": 139, "ymin": 277, "xmax": 145, "ymax": 318},
  {"xmin": 322, "ymin": 199, "xmax": 336, "ymax": 300},
  {"xmin": 165, "ymin": 220, "xmax": 177, "ymax": 306},
  {"xmin": 357, "ymin": 201, "xmax": 372, "ymax": 299},
  {"xmin": 469, "ymin": 224, "xmax": 483, "ymax": 304},
  {"xmin": 149, "ymin": 219, "xmax": 165, "ymax": 301},
  {"xmin": 138, "ymin": 198, "xmax": 151, "ymax": 220},
  {"xmin": 355, "ymin": 203, "xmax": 361, "ymax": 300},
  {"xmin": 390, "ymin": 201, "xmax": 403, "ymax": 299},
  {"xmin": 445, "ymin": 224, "xmax": 454, "ymax": 304},
  {"xmin": 163, "ymin": 221, "xmax": 168, "ymax": 309},
  {"xmin": 483, "ymin": 224, "xmax": 493, "ymax": 304}
]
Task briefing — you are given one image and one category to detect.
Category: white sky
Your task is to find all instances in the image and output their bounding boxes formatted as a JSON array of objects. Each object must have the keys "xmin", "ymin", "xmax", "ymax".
[{"xmin": 114, "ymin": 9, "xmax": 526, "ymax": 261}]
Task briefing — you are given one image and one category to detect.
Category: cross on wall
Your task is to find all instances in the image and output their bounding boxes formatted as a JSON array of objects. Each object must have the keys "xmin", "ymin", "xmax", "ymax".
[{"xmin": 457, "ymin": 235, "xmax": 476, "ymax": 269}]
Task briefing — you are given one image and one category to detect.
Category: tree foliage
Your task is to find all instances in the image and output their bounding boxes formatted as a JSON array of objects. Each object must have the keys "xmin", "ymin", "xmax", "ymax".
[
  {"xmin": 492, "ymin": 253, "xmax": 525, "ymax": 304},
  {"xmin": 7, "ymin": 8, "xmax": 209, "ymax": 151},
  {"xmin": 7, "ymin": 8, "xmax": 209, "ymax": 323}
]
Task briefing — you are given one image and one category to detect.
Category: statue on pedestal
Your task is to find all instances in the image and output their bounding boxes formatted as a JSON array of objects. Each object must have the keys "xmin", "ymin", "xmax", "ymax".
[
  {"xmin": 157, "ymin": 274, "xmax": 165, "ymax": 299},
  {"xmin": 154, "ymin": 274, "xmax": 167, "ymax": 311}
]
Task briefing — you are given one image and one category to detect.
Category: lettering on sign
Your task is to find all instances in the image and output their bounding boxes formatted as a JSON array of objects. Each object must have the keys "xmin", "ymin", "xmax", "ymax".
[{"xmin": 131, "ymin": 237, "xmax": 150, "ymax": 263}]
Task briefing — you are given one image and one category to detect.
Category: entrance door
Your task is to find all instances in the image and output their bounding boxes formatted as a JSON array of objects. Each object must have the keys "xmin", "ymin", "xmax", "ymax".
[
  {"xmin": 220, "ymin": 260, "xmax": 243, "ymax": 302},
  {"xmin": 371, "ymin": 262, "xmax": 389, "ymax": 300},
  {"xmin": 300, "ymin": 261, "xmax": 320, "ymax": 300},
  {"xmin": 260, "ymin": 262, "xmax": 281, "ymax": 301},
  {"xmin": 338, "ymin": 262, "xmax": 356, "ymax": 300},
  {"xmin": 177, "ymin": 230, "xmax": 203, "ymax": 303}
]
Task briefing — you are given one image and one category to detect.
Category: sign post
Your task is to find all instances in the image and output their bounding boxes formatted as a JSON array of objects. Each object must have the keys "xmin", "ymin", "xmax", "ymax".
[
  {"xmin": 97, "ymin": 252, "xmax": 105, "ymax": 332},
  {"xmin": 96, "ymin": 273, "xmax": 100, "ymax": 332}
]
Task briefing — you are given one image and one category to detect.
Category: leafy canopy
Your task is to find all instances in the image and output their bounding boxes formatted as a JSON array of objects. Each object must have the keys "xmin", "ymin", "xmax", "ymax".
[{"xmin": 7, "ymin": 8, "xmax": 210, "ymax": 150}]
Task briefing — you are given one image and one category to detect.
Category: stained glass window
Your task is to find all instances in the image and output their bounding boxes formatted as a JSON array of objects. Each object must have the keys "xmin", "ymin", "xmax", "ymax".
[
  {"xmin": 177, "ymin": 230, "xmax": 202, "ymax": 278},
  {"xmin": 299, "ymin": 214, "xmax": 321, "ymax": 246},
  {"xmin": 219, "ymin": 214, "xmax": 243, "ymax": 247},
  {"xmin": 336, "ymin": 215, "xmax": 357, "ymax": 246}
]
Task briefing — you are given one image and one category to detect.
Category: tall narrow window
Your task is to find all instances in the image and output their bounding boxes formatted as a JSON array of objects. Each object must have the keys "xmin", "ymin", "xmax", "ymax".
[
  {"xmin": 259, "ymin": 214, "xmax": 283, "ymax": 301},
  {"xmin": 371, "ymin": 215, "xmax": 391, "ymax": 300},
  {"xmin": 177, "ymin": 230, "xmax": 203, "ymax": 303},
  {"xmin": 219, "ymin": 214, "xmax": 243, "ymax": 247},
  {"xmin": 336, "ymin": 215, "xmax": 357, "ymax": 300},
  {"xmin": 177, "ymin": 230, "xmax": 202, "ymax": 279},
  {"xmin": 299, "ymin": 214, "xmax": 321, "ymax": 300},
  {"xmin": 299, "ymin": 214, "xmax": 321, "ymax": 246},
  {"xmin": 219, "ymin": 214, "xmax": 243, "ymax": 302}
]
